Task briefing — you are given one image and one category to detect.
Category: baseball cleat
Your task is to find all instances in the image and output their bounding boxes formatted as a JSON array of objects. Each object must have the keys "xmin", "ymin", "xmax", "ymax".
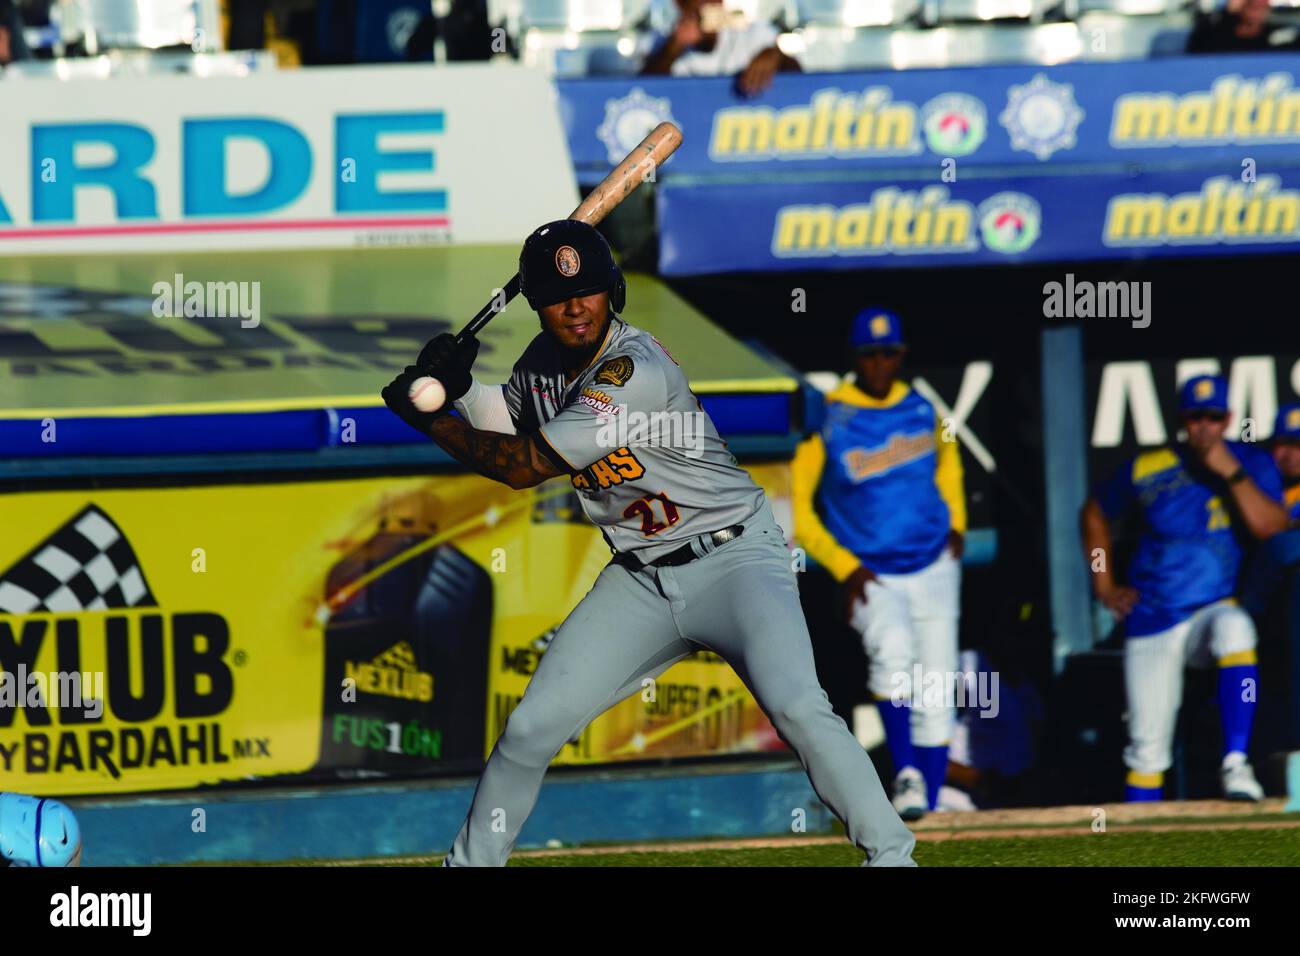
[
  {"xmin": 935, "ymin": 785, "xmax": 977, "ymax": 813},
  {"xmin": 1220, "ymin": 752, "xmax": 1264, "ymax": 802},
  {"xmin": 892, "ymin": 766, "xmax": 928, "ymax": 821}
]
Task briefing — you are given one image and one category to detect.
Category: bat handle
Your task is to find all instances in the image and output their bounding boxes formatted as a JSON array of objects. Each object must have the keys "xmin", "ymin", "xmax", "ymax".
[{"xmin": 457, "ymin": 273, "xmax": 521, "ymax": 344}]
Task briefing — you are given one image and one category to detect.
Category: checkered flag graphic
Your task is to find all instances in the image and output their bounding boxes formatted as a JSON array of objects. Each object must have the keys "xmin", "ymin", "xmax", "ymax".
[
  {"xmin": 0, "ymin": 505, "xmax": 156, "ymax": 614},
  {"xmin": 375, "ymin": 642, "xmax": 417, "ymax": 671}
]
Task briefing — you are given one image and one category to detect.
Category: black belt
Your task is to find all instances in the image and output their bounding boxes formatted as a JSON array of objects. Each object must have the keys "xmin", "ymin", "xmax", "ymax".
[{"xmin": 617, "ymin": 525, "xmax": 745, "ymax": 570}]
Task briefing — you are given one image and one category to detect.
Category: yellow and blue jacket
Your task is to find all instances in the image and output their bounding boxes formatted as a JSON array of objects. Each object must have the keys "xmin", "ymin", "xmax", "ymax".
[
  {"xmin": 792, "ymin": 380, "xmax": 966, "ymax": 579},
  {"xmin": 1092, "ymin": 443, "xmax": 1284, "ymax": 637}
]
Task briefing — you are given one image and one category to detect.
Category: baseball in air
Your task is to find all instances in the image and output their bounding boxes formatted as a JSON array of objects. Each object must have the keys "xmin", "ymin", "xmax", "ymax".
[{"xmin": 409, "ymin": 376, "xmax": 446, "ymax": 413}]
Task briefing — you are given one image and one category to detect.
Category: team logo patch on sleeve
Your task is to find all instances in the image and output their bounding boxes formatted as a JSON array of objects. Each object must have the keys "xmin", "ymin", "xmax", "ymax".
[{"xmin": 594, "ymin": 355, "xmax": 634, "ymax": 387}]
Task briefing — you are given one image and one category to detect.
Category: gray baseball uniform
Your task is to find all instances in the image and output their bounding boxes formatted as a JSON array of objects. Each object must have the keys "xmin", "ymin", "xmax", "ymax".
[
  {"xmin": 506, "ymin": 317, "xmax": 764, "ymax": 562},
  {"xmin": 445, "ymin": 317, "xmax": 917, "ymax": 867}
]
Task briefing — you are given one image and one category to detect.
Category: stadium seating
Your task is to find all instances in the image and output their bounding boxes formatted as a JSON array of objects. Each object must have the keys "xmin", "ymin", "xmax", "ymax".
[
  {"xmin": 1064, "ymin": 0, "xmax": 1187, "ymax": 18},
  {"xmin": 11, "ymin": 0, "xmax": 1299, "ymax": 79},
  {"xmin": 795, "ymin": 0, "xmax": 924, "ymax": 28},
  {"xmin": 518, "ymin": 0, "xmax": 655, "ymax": 29},
  {"xmin": 930, "ymin": 0, "xmax": 1063, "ymax": 25},
  {"xmin": 498, "ymin": 0, "xmax": 1252, "ymax": 75},
  {"xmin": 57, "ymin": 0, "xmax": 222, "ymax": 52},
  {"xmin": 519, "ymin": 26, "xmax": 651, "ymax": 74}
]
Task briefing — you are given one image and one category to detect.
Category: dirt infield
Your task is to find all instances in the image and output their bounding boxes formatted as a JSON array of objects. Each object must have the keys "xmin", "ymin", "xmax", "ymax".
[{"xmin": 512, "ymin": 797, "xmax": 1299, "ymax": 858}]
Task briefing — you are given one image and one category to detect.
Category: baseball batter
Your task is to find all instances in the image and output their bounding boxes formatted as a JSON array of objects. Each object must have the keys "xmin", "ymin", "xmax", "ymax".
[
  {"xmin": 791, "ymin": 309, "xmax": 965, "ymax": 820},
  {"xmin": 381, "ymin": 220, "xmax": 917, "ymax": 867},
  {"xmin": 1081, "ymin": 374, "xmax": 1288, "ymax": 802}
]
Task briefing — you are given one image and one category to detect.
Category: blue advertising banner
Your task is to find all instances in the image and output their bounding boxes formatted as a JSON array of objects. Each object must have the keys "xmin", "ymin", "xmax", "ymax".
[
  {"xmin": 558, "ymin": 55, "xmax": 1300, "ymax": 182},
  {"xmin": 657, "ymin": 169, "xmax": 1300, "ymax": 274}
]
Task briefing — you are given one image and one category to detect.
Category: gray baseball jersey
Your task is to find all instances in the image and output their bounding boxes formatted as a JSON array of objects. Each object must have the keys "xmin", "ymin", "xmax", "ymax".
[{"xmin": 503, "ymin": 317, "xmax": 765, "ymax": 561}]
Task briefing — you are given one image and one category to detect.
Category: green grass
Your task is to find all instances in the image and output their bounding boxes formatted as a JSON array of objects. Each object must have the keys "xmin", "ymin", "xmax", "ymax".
[
  {"xmin": 198, "ymin": 823, "xmax": 1299, "ymax": 867},
  {"xmin": 496, "ymin": 829, "xmax": 1300, "ymax": 867},
  {"xmin": 912, "ymin": 811, "xmax": 1300, "ymax": 834}
]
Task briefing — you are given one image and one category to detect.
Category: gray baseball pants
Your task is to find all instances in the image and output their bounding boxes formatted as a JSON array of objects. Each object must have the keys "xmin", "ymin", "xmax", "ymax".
[{"xmin": 444, "ymin": 502, "xmax": 917, "ymax": 867}]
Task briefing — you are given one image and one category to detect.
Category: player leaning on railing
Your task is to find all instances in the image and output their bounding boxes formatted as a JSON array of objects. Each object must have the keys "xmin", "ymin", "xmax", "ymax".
[
  {"xmin": 382, "ymin": 220, "xmax": 917, "ymax": 867},
  {"xmin": 1080, "ymin": 375, "xmax": 1288, "ymax": 803}
]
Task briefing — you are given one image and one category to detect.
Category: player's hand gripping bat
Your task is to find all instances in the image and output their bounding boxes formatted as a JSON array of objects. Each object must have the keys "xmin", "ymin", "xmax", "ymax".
[{"xmin": 409, "ymin": 122, "xmax": 682, "ymax": 408}]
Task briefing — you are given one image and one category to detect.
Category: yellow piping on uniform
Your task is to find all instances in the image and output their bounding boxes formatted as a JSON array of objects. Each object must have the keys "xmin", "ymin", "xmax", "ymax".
[
  {"xmin": 1217, "ymin": 650, "xmax": 1257, "ymax": 667},
  {"xmin": 1126, "ymin": 770, "xmax": 1164, "ymax": 789}
]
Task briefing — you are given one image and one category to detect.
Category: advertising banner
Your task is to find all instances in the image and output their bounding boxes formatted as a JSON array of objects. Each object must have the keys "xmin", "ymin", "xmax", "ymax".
[
  {"xmin": 656, "ymin": 169, "xmax": 1300, "ymax": 274},
  {"xmin": 559, "ymin": 55, "xmax": 1300, "ymax": 181},
  {"xmin": 0, "ymin": 64, "xmax": 577, "ymax": 254},
  {"xmin": 0, "ymin": 466, "xmax": 790, "ymax": 796}
]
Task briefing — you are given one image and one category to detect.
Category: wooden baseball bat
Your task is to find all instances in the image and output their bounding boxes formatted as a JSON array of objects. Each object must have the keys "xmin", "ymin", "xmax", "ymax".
[{"xmin": 453, "ymin": 121, "xmax": 683, "ymax": 344}]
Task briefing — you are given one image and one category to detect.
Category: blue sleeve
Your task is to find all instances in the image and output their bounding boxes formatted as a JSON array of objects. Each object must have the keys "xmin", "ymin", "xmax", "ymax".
[
  {"xmin": 1092, "ymin": 458, "xmax": 1137, "ymax": 519},
  {"xmin": 802, "ymin": 382, "xmax": 827, "ymax": 434},
  {"xmin": 1240, "ymin": 445, "xmax": 1284, "ymax": 502}
]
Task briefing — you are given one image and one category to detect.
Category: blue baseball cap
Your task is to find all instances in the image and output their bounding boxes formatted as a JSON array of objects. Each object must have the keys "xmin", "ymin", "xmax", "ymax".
[
  {"xmin": 1178, "ymin": 375, "xmax": 1229, "ymax": 415},
  {"xmin": 850, "ymin": 308, "xmax": 904, "ymax": 351},
  {"xmin": 1275, "ymin": 403, "xmax": 1300, "ymax": 441}
]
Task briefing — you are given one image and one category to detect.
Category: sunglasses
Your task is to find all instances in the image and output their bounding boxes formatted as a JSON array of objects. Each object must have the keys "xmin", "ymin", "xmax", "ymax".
[
  {"xmin": 1184, "ymin": 411, "xmax": 1228, "ymax": 423},
  {"xmin": 857, "ymin": 347, "xmax": 904, "ymax": 359}
]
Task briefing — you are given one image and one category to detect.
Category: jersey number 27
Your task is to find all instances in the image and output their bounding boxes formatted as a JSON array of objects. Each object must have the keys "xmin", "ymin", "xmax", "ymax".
[{"xmin": 624, "ymin": 492, "xmax": 680, "ymax": 536}]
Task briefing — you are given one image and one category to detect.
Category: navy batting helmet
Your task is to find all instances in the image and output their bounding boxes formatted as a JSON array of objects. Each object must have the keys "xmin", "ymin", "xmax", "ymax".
[{"xmin": 518, "ymin": 220, "xmax": 626, "ymax": 313}]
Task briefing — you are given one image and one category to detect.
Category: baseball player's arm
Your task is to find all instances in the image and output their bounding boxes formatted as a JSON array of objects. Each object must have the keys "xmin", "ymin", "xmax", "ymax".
[
  {"xmin": 790, "ymin": 433, "xmax": 863, "ymax": 582},
  {"xmin": 426, "ymin": 415, "xmax": 565, "ymax": 489},
  {"xmin": 453, "ymin": 378, "xmax": 518, "ymax": 435},
  {"xmin": 934, "ymin": 420, "xmax": 967, "ymax": 535},
  {"xmin": 1202, "ymin": 444, "xmax": 1288, "ymax": 539},
  {"xmin": 1080, "ymin": 495, "xmax": 1139, "ymax": 619},
  {"xmin": 1224, "ymin": 479, "xmax": 1288, "ymax": 539}
]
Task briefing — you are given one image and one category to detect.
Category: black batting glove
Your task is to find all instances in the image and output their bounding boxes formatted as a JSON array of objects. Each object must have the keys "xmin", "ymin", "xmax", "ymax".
[
  {"xmin": 381, "ymin": 364, "xmax": 449, "ymax": 435},
  {"xmin": 418, "ymin": 332, "xmax": 480, "ymax": 378}
]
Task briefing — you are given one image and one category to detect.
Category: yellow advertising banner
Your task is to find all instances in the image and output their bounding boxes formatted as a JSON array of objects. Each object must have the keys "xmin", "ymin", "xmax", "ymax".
[{"xmin": 0, "ymin": 465, "xmax": 790, "ymax": 796}]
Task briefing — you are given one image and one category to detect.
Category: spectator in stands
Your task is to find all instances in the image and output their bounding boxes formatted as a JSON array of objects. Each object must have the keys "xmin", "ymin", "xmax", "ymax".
[
  {"xmin": 0, "ymin": 0, "xmax": 30, "ymax": 66},
  {"xmin": 1187, "ymin": 0, "xmax": 1300, "ymax": 53},
  {"xmin": 641, "ymin": 0, "xmax": 799, "ymax": 96}
]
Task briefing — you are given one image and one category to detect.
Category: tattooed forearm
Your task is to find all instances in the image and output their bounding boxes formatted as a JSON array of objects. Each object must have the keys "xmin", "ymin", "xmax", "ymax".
[{"xmin": 429, "ymin": 415, "xmax": 561, "ymax": 489}]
